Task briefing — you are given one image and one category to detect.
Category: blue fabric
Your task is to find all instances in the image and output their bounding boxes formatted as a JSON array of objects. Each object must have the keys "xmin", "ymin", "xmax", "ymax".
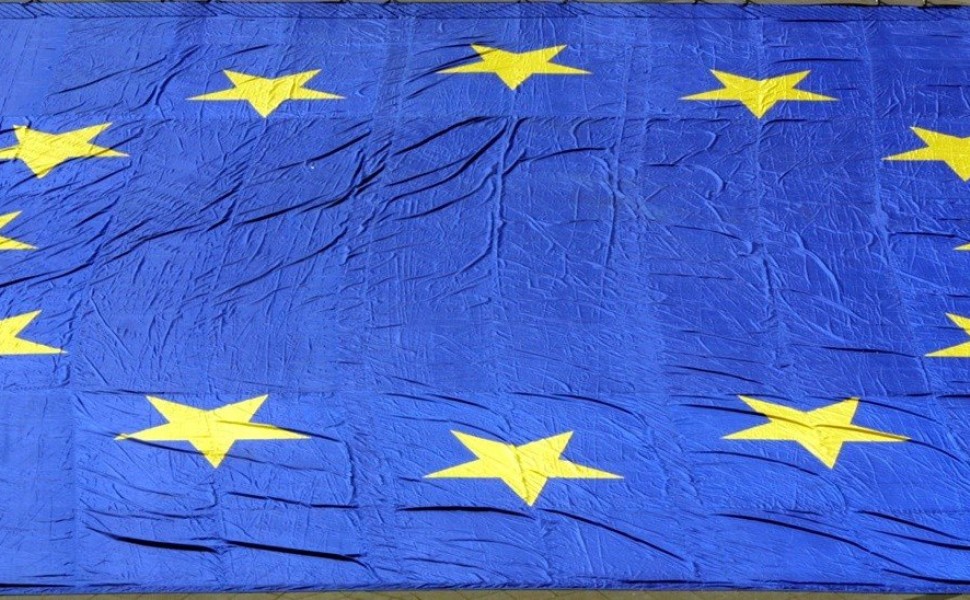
[{"xmin": 0, "ymin": 2, "xmax": 969, "ymax": 594}]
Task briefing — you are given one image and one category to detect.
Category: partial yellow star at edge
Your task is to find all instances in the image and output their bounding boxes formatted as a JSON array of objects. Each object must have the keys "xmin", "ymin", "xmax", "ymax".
[
  {"xmin": 926, "ymin": 313, "xmax": 970, "ymax": 358},
  {"xmin": 117, "ymin": 395, "xmax": 308, "ymax": 468},
  {"xmin": 0, "ymin": 124, "xmax": 126, "ymax": 179},
  {"xmin": 884, "ymin": 127, "xmax": 970, "ymax": 181},
  {"xmin": 438, "ymin": 45, "xmax": 590, "ymax": 91},
  {"xmin": 0, "ymin": 310, "xmax": 63, "ymax": 355},
  {"xmin": 190, "ymin": 69, "xmax": 344, "ymax": 118},
  {"xmin": 426, "ymin": 430, "xmax": 620, "ymax": 506},
  {"xmin": 724, "ymin": 396, "xmax": 907, "ymax": 469},
  {"xmin": 682, "ymin": 69, "xmax": 836, "ymax": 118},
  {"xmin": 0, "ymin": 211, "xmax": 34, "ymax": 250},
  {"xmin": 957, "ymin": 242, "xmax": 970, "ymax": 251}
]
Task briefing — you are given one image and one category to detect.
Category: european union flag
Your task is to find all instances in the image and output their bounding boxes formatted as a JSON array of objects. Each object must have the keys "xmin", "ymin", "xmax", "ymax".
[{"xmin": 1, "ymin": 2, "xmax": 969, "ymax": 594}]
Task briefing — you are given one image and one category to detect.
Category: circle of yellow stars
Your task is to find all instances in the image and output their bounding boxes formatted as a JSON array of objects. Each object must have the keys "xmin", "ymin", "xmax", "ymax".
[{"xmin": 0, "ymin": 44, "xmax": 965, "ymax": 502}]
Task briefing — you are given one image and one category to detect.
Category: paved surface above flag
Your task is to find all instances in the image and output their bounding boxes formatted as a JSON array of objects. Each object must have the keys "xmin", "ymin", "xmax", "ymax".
[{"xmin": 0, "ymin": 2, "xmax": 968, "ymax": 595}]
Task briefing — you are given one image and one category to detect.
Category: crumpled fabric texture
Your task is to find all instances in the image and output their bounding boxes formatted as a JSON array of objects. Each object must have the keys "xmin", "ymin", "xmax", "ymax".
[{"xmin": 0, "ymin": 2, "xmax": 967, "ymax": 595}]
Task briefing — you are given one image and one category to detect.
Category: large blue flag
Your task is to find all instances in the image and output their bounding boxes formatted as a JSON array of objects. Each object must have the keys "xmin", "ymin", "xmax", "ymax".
[{"xmin": 0, "ymin": 2, "xmax": 968, "ymax": 594}]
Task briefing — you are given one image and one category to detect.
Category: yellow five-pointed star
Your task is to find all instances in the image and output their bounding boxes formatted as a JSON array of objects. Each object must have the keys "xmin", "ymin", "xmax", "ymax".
[
  {"xmin": 117, "ymin": 395, "xmax": 307, "ymax": 467},
  {"xmin": 884, "ymin": 127, "xmax": 970, "ymax": 181},
  {"xmin": 439, "ymin": 45, "xmax": 590, "ymax": 91},
  {"xmin": 0, "ymin": 311, "xmax": 62, "ymax": 355},
  {"xmin": 926, "ymin": 313, "xmax": 970, "ymax": 358},
  {"xmin": 0, "ymin": 124, "xmax": 126, "ymax": 179},
  {"xmin": 958, "ymin": 242, "xmax": 970, "ymax": 251},
  {"xmin": 725, "ymin": 396, "xmax": 907, "ymax": 468},
  {"xmin": 682, "ymin": 70, "xmax": 836, "ymax": 118},
  {"xmin": 426, "ymin": 431, "xmax": 620, "ymax": 506},
  {"xmin": 0, "ymin": 212, "xmax": 34, "ymax": 251},
  {"xmin": 190, "ymin": 69, "xmax": 343, "ymax": 118}
]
